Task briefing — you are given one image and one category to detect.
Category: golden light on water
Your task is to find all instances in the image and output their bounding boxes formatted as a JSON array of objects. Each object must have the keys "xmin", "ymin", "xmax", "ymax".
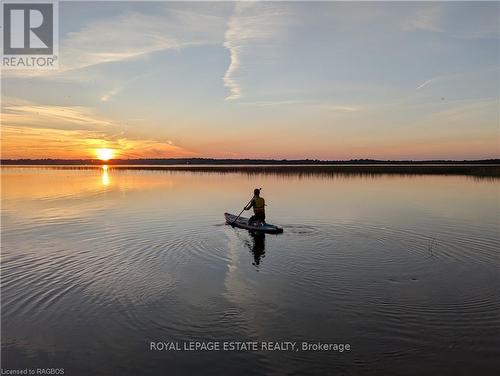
[
  {"xmin": 101, "ymin": 165, "xmax": 110, "ymax": 186},
  {"xmin": 96, "ymin": 148, "xmax": 114, "ymax": 161}
]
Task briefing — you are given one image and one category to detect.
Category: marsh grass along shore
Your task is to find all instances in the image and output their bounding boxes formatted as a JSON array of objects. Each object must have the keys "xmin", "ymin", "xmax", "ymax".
[
  {"xmin": 2, "ymin": 160, "xmax": 499, "ymax": 177},
  {"xmin": 99, "ymin": 164, "xmax": 500, "ymax": 177}
]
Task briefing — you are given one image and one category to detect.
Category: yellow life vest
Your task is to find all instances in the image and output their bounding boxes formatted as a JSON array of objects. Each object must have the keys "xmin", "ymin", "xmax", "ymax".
[{"xmin": 254, "ymin": 197, "xmax": 265, "ymax": 213}]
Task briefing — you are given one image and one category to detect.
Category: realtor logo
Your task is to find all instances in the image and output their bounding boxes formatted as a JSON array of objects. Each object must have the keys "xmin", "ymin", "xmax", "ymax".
[
  {"xmin": 4, "ymin": 3, "xmax": 53, "ymax": 54},
  {"xmin": 1, "ymin": 1, "xmax": 58, "ymax": 69}
]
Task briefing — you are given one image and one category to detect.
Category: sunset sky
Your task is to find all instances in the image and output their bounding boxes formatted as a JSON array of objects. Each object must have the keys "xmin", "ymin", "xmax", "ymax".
[{"xmin": 1, "ymin": 1, "xmax": 499, "ymax": 160}]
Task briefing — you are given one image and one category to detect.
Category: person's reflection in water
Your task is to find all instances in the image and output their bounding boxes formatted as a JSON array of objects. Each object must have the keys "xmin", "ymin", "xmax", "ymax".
[{"xmin": 249, "ymin": 231, "xmax": 266, "ymax": 268}]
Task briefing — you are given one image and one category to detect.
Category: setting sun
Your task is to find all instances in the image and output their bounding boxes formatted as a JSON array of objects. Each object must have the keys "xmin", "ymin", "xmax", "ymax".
[{"xmin": 96, "ymin": 148, "xmax": 114, "ymax": 161}]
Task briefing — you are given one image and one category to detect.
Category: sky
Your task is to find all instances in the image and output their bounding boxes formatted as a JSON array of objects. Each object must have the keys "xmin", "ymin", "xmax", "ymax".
[{"xmin": 1, "ymin": 1, "xmax": 499, "ymax": 160}]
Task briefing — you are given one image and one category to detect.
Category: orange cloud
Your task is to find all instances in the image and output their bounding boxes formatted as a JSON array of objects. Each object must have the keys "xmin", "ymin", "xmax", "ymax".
[
  {"xmin": 1, "ymin": 98, "xmax": 196, "ymax": 159},
  {"xmin": 1, "ymin": 125, "xmax": 196, "ymax": 159}
]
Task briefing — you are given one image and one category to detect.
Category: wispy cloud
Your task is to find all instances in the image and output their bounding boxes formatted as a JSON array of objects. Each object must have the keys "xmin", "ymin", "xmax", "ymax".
[
  {"xmin": 223, "ymin": 3, "xmax": 289, "ymax": 101},
  {"xmin": 237, "ymin": 99, "xmax": 304, "ymax": 107},
  {"xmin": 316, "ymin": 105, "xmax": 360, "ymax": 113},
  {"xmin": 416, "ymin": 78, "xmax": 439, "ymax": 90},
  {"xmin": 62, "ymin": 12, "xmax": 178, "ymax": 72},
  {"xmin": 2, "ymin": 100, "xmax": 116, "ymax": 131},
  {"xmin": 428, "ymin": 97, "xmax": 499, "ymax": 122},
  {"xmin": 403, "ymin": 5, "xmax": 444, "ymax": 33},
  {"xmin": 1, "ymin": 98, "xmax": 195, "ymax": 159},
  {"xmin": 237, "ymin": 99, "xmax": 361, "ymax": 113},
  {"xmin": 1, "ymin": 125, "xmax": 196, "ymax": 159},
  {"xmin": 223, "ymin": 40, "xmax": 242, "ymax": 100},
  {"xmin": 100, "ymin": 72, "xmax": 153, "ymax": 102},
  {"xmin": 223, "ymin": 3, "xmax": 254, "ymax": 101},
  {"xmin": 4, "ymin": 7, "xmax": 226, "ymax": 79},
  {"xmin": 402, "ymin": 3, "xmax": 499, "ymax": 39},
  {"xmin": 100, "ymin": 88, "xmax": 122, "ymax": 103},
  {"xmin": 416, "ymin": 66, "xmax": 500, "ymax": 91}
]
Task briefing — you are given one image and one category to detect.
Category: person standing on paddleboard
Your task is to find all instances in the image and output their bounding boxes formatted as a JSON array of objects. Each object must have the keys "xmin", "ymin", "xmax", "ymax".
[{"xmin": 244, "ymin": 188, "xmax": 266, "ymax": 225}]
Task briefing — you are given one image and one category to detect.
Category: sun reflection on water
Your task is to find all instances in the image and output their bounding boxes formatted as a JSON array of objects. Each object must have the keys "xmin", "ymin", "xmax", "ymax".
[{"xmin": 101, "ymin": 165, "xmax": 110, "ymax": 186}]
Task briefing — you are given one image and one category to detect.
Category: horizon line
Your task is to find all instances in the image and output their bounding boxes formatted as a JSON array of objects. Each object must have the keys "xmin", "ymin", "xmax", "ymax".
[{"xmin": 2, "ymin": 157, "xmax": 499, "ymax": 164}]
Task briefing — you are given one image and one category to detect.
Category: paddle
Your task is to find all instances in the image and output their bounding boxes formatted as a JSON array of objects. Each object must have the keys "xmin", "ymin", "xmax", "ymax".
[{"xmin": 231, "ymin": 188, "xmax": 261, "ymax": 226}]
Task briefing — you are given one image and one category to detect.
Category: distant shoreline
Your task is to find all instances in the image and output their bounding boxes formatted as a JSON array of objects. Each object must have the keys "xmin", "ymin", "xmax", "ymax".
[
  {"xmin": 1, "ymin": 158, "xmax": 499, "ymax": 165},
  {"xmin": 2, "ymin": 159, "xmax": 499, "ymax": 177}
]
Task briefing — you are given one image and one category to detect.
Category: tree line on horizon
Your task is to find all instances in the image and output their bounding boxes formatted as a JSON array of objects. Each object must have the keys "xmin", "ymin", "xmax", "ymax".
[{"xmin": 1, "ymin": 158, "xmax": 499, "ymax": 165}]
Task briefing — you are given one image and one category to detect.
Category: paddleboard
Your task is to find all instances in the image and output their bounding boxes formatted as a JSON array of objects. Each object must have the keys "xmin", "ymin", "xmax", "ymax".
[{"xmin": 224, "ymin": 213, "xmax": 283, "ymax": 234}]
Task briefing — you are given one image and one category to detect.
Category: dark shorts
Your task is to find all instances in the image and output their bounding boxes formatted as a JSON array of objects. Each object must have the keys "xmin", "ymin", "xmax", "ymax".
[{"xmin": 250, "ymin": 212, "xmax": 265, "ymax": 223}]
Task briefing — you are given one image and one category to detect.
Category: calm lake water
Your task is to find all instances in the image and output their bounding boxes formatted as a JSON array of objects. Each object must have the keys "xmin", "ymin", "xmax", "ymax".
[{"xmin": 1, "ymin": 166, "xmax": 499, "ymax": 375}]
